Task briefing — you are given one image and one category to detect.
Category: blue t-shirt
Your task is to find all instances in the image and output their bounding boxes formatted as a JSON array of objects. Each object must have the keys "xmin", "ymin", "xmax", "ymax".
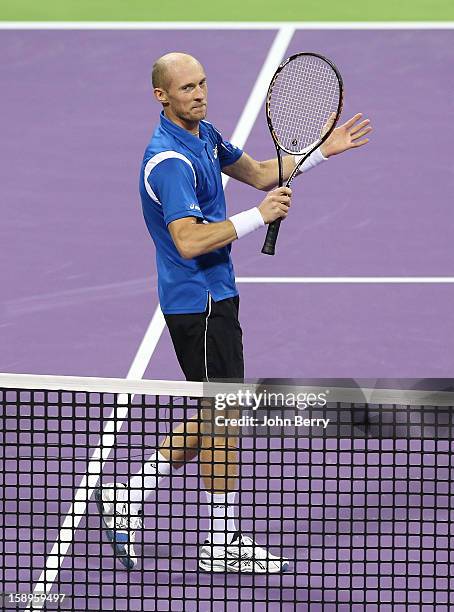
[{"xmin": 140, "ymin": 112, "xmax": 243, "ymax": 314}]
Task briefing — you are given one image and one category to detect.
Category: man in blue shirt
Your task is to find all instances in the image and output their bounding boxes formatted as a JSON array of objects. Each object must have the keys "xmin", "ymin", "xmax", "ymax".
[{"xmin": 96, "ymin": 52, "xmax": 372, "ymax": 573}]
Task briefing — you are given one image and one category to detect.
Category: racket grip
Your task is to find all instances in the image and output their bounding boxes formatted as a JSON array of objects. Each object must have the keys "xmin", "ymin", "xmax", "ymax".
[{"xmin": 261, "ymin": 219, "xmax": 282, "ymax": 256}]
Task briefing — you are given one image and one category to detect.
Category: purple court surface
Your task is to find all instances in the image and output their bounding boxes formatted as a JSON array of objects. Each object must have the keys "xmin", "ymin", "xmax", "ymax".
[
  {"xmin": 1, "ymin": 28, "xmax": 454, "ymax": 380},
  {"xmin": 1, "ymin": 26, "xmax": 454, "ymax": 611}
]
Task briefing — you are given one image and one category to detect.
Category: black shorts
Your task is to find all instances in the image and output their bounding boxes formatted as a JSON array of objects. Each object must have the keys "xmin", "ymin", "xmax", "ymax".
[{"xmin": 164, "ymin": 295, "xmax": 244, "ymax": 382}]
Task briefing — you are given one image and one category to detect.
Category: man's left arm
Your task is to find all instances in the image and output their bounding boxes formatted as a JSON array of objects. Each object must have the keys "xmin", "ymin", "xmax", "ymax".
[{"xmin": 223, "ymin": 113, "xmax": 372, "ymax": 191}]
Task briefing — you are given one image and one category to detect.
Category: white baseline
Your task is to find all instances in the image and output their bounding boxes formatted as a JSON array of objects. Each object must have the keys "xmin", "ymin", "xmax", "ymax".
[
  {"xmin": 0, "ymin": 21, "xmax": 453, "ymax": 29},
  {"xmin": 236, "ymin": 277, "xmax": 454, "ymax": 283}
]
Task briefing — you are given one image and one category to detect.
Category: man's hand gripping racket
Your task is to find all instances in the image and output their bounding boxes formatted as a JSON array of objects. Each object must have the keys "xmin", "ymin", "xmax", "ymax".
[{"xmin": 261, "ymin": 52, "xmax": 344, "ymax": 256}]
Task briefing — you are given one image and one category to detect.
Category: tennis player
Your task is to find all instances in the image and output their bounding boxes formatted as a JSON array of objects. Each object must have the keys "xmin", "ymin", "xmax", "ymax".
[{"xmin": 96, "ymin": 52, "xmax": 372, "ymax": 572}]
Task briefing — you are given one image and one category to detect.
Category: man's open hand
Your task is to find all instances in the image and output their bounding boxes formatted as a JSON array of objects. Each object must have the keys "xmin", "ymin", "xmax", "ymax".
[{"xmin": 320, "ymin": 112, "xmax": 372, "ymax": 158}]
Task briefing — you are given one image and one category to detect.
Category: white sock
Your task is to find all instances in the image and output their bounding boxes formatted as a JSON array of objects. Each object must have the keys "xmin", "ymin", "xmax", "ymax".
[
  {"xmin": 128, "ymin": 451, "xmax": 171, "ymax": 515},
  {"xmin": 205, "ymin": 491, "xmax": 238, "ymax": 545}
]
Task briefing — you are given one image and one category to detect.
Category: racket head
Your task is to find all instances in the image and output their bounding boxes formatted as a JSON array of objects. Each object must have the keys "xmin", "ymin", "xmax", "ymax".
[
  {"xmin": 266, "ymin": 52, "xmax": 344, "ymax": 156},
  {"xmin": 262, "ymin": 53, "xmax": 343, "ymax": 256}
]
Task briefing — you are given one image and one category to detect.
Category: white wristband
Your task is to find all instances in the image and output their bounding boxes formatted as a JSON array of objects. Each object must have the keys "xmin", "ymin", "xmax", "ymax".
[
  {"xmin": 294, "ymin": 147, "xmax": 327, "ymax": 174},
  {"xmin": 229, "ymin": 207, "xmax": 265, "ymax": 239}
]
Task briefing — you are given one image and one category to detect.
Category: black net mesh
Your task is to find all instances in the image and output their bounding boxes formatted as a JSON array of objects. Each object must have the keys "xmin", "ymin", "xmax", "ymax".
[{"xmin": 1, "ymin": 376, "xmax": 454, "ymax": 611}]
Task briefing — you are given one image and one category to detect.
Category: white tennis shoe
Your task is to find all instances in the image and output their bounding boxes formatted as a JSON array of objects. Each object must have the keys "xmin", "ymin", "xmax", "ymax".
[
  {"xmin": 95, "ymin": 482, "xmax": 142, "ymax": 570},
  {"xmin": 199, "ymin": 531, "xmax": 290, "ymax": 573}
]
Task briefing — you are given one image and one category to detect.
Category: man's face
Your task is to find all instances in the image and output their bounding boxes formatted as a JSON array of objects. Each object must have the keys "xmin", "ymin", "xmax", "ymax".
[{"xmin": 156, "ymin": 60, "xmax": 208, "ymax": 126}]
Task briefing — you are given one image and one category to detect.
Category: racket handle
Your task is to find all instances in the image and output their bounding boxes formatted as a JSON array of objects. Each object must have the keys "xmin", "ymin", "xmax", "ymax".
[{"xmin": 261, "ymin": 218, "xmax": 282, "ymax": 256}]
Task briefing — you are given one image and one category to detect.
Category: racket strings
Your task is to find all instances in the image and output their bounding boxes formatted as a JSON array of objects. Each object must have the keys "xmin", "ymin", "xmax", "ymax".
[{"xmin": 268, "ymin": 55, "xmax": 341, "ymax": 153}]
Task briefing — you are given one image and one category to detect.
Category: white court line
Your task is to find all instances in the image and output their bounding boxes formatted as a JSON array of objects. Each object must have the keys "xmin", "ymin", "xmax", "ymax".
[
  {"xmin": 0, "ymin": 21, "xmax": 453, "ymax": 29},
  {"xmin": 124, "ymin": 307, "xmax": 166, "ymax": 379},
  {"xmin": 236, "ymin": 277, "xmax": 454, "ymax": 283},
  {"xmin": 25, "ymin": 315, "xmax": 166, "ymax": 609},
  {"xmin": 27, "ymin": 25, "xmax": 295, "ymax": 607}
]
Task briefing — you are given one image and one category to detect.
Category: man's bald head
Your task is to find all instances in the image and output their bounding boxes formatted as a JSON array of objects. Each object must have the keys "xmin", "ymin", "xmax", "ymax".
[
  {"xmin": 151, "ymin": 52, "xmax": 203, "ymax": 91},
  {"xmin": 151, "ymin": 52, "xmax": 208, "ymax": 128}
]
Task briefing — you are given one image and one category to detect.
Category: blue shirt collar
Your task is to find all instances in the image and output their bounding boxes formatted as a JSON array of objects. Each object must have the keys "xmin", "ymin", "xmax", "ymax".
[{"xmin": 160, "ymin": 111, "xmax": 206, "ymax": 156}]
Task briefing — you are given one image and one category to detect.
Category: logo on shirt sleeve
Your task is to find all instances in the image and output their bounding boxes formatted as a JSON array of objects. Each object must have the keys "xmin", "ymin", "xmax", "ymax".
[
  {"xmin": 189, "ymin": 203, "xmax": 201, "ymax": 211},
  {"xmin": 213, "ymin": 144, "xmax": 218, "ymax": 159}
]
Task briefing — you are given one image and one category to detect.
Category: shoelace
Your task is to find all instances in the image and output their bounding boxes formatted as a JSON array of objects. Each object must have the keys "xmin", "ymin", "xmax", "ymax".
[
  {"xmin": 115, "ymin": 504, "xmax": 142, "ymax": 532},
  {"xmin": 236, "ymin": 537, "xmax": 277, "ymax": 563},
  {"xmin": 240, "ymin": 552, "xmax": 253, "ymax": 566}
]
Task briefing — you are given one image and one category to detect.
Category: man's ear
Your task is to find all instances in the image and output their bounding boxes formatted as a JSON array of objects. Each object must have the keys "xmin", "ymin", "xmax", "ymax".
[{"xmin": 154, "ymin": 88, "xmax": 169, "ymax": 106}]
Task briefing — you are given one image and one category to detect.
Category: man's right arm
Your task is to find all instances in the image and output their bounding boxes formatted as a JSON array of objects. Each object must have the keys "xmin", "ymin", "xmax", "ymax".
[{"xmin": 168, "ymin": 186, "xmax": 292, "ymax": 259}]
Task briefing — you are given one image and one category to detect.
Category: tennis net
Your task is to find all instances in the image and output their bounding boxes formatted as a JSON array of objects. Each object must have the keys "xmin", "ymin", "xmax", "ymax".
[{"xmin": 1, "ymin": 374, "xmax": 454, "ymax": 611}]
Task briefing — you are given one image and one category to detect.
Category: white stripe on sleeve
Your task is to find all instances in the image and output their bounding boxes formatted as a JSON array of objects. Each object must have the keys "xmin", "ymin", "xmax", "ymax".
[{"xmin": 144, "ymin": 151, "xmax": 197, "ymax": 205}]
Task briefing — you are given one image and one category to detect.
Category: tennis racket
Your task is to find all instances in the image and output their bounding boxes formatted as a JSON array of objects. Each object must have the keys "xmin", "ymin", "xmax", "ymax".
[{"xmin": 262, "ymin": 52, "xmax": 344, "ymax": 255}]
